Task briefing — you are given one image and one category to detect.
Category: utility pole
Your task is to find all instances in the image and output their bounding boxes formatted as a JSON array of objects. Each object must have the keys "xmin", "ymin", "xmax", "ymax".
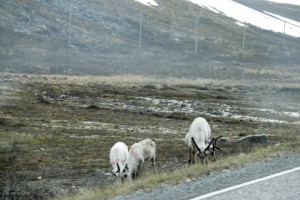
[
  {"xmin": 282, "ymin": 21, "xmax": 286, "ymax": 49},
  {"xmin": 139, "ymin": 11, "xmax": 143, "ymax": 50},
  {"xmin": 195, "ymin": 16, "xmax": 198, "ymax": 53},
  {"xmin": 68, "ymin": 8, "xmax": 72, "ymax": 46},
  {"xmin": 242, "ymin": 21, "xmax": 246, "ymax": 50}
]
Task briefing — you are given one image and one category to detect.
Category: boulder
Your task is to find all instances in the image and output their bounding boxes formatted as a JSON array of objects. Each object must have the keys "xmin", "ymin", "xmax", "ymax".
[{"xmin": 238, "ymin": 134, "xmax": 268, "ymax": 144}]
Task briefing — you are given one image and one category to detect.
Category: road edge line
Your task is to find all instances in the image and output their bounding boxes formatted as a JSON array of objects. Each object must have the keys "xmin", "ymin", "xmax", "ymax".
[{"xmin": 190, "ymin": 166, "xmax": 300, "ymax": 200}]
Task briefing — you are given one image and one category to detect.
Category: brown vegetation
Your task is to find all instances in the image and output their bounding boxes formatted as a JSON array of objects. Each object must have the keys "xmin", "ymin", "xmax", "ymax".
[{"xmin": 0, "ymin": 72, "xmax": 299, "ymax": 199}]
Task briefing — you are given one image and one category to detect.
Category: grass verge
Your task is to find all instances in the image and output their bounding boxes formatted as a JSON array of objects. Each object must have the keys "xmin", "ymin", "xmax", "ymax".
[{"xmin": 55, "ymin": 140, "xmax": 300, "ymax": 200}]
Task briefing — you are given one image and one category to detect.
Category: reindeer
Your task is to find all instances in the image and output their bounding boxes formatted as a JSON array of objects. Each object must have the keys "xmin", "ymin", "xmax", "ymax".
[
  {"xmin": 109, "ymin": 142, "xmax": 128, "ymax": 183},
  {"xmin": 120, "ymin": 143, "xmax": 144, "ymax": 182},
  {"xmin": 139, "ymin": 138, "xmax": 156, "ymax": 173},
  {"xmin": 185, "ymin": 117, "xmax": 222, "ymax": 165}
]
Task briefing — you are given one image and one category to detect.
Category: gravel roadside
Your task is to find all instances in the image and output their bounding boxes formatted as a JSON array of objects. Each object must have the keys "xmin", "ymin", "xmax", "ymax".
[{"xmin": 113, "ymin": 153, "xmax": 300, "ymax": 200}]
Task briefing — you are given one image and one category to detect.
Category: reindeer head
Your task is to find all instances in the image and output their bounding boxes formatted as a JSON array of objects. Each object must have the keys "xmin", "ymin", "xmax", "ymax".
[
  {"xmin": 191, "ymin": 137, "xmax": 214, "ymax": 164},
  {"xmin": 111, "ymin": 163, "xmax": 121, "ymax": 177},
  {"xmin": 120, "ymin": 164, "xmax": 131, "ymax": 181}
]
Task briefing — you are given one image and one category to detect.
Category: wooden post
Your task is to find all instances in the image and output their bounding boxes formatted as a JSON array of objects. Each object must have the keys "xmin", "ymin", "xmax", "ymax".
[
  {"xmin": 242, "ymin": 21, "xmax": 246, "ymax": 50},
  {"xmin": 139, "ymin": 11, "xmax": 143, "ymax": 50},
  {"xmin": 68, "ymin": 8, "xmax": 72, "ymax": 46},
  {"xmin": 195, "ymin": 16, "xmax": 198, "ymax": 53},
  {"xmin": 282, "ymin": 21, "xmax": 286, "ymax": 49}
]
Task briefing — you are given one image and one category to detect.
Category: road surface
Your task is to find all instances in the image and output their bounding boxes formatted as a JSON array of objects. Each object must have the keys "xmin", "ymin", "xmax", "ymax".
[
  {"xmin": 114, "ymin": 153, "xmax": 300, "ymax": 200},
  {"xmin": 190, "ymin": 166, "xmax": 300, "ymax": 200}
]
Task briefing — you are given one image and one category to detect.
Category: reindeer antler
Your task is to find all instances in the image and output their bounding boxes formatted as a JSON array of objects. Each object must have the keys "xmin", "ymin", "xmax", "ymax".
[
  {"xmin": 116, "ymin": 163, "xmax": 120, "ymax": 173},
  {"xmin": 212, "ymin": 136, "xmax": 223, "ymax": 151},
  {"xmin": 191, "ymin": 137, "xmax": 201, "ymax": 153},
  {"xmin": 205, "ymin": 138, "xmax": 215, "ymax": 152}
]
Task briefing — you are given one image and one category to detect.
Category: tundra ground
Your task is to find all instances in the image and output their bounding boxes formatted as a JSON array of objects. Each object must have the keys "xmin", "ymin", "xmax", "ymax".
[{"xmin": 0, "ymin": 70, "xmax": 299, "ymax": 199}]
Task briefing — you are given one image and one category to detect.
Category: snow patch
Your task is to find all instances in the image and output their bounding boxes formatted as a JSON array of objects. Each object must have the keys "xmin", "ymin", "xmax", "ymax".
[
  {"xmin": 134, "ymin": 0, "xmax": 158, "ymax": 6},
  {"xmin": 266, "ymin": 0, "xmax": 300, "ymax": 6},
  {"xmin": 187, "ymin": 0, "xmax": 300, "ymax": 37}
]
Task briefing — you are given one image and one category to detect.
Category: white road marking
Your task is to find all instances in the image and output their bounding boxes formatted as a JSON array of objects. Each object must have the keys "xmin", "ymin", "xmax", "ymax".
[{"xmin": 190, "ymin": 166, "xmax": 300, "ymax": 200}]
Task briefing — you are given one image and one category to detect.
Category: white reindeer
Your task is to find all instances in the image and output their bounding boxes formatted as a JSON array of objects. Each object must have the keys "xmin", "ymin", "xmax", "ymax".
[
  {"xmin": 109, "ymin": 142, "xmax": 128, "ymax": 182},
  {"xmin": 185, "ymin": 117, "xmax": 221, "ymax": 165},
  {"xmin": 120, "ymin": 143, "xmax": 144, "ymax": 182},
  {"xmin": 139, "ymin": 138, "xmax": 156, "ymax": 173}
]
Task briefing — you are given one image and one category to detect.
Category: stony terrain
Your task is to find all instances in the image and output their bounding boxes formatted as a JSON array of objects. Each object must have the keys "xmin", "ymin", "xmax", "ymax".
[{"xmin": 0, "ymin": 68, "xmax": 299, "ymax": 199}]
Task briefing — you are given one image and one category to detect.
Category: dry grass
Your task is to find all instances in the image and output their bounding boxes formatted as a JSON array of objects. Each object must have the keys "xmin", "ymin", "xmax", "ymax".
[
  {"xmin": 1, "ymin": 72, "xmax": 299, "ymax": 199},
  {"xmin": 13, "ymin": 71, "xmax": 298, "ymax": 91},
  {"xmin": 56, "ymin": 139, "xmax": 300, "ymax": 200}
]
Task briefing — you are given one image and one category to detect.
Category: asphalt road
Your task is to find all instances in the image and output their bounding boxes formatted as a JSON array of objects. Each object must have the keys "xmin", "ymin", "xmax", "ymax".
[
  {"xmin": 191, "ymin": 166, "xmax": 300, "ymax": 200},
  {"xmin": 113, "ymin": 153, "xmax": 300, "ymax": 200}
]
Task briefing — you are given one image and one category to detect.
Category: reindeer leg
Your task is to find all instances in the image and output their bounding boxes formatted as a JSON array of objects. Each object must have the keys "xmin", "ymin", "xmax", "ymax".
[
  {"xmin": 213, "ymin": 152, "xmax": 216, "ymax": 162},
  {"xmin": 191, "ymin": 149, "xmax": 195, "ymax": 164},
  {"xmin": 188, "ymin": 148, "xmax": 192, "ymax": 166},
  {"xmin": 137, "ymin": 161, "xmax": 144, "ymax": 178},
  {"xmin": 151, "ymin": 158, "xmax": 156, "ymax": 173}
]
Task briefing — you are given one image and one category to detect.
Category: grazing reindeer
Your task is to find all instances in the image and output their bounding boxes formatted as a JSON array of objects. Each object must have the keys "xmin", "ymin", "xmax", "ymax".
[
  {"xmin": 109, "ymin": 142, "xmax": 128, "ymax": 183},
  {"xmin": 120, "ymin": 143, "xmax": 144, "ymax": 182},
  {"xmin": 139, "ymin": 138, "xmax": 157, "ymax": 173},
  {"xmin": 185, "ymin": 117, "xmax": 222, "ymax": 165}
]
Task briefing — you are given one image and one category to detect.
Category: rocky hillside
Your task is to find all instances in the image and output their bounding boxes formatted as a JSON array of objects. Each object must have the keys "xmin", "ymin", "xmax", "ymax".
[{"xmin": 0, "ymin": 0, "xmax": 300, "ymax": 76}]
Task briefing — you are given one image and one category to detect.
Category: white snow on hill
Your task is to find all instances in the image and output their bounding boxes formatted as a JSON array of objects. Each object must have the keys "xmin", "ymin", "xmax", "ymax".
[
  {"xmin": 187, "ymin": 0, "xmax": 300, "ymax": 37},
  {"xmin": 267, "ymin": 0, "xmax": 300, "ymax": 6},
  {"xmin": 134, "ymin": 0, "xmax": 158, "ymax": 6},
  {"xmin": 133, "ymin": 0, "xmax": 300, "ymax": 37}
]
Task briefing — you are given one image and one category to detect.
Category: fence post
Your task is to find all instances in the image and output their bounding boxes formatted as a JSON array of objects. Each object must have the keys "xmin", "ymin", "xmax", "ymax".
[
  {"xmin": 242, "ymin": 21, "xmax": 246, "ymax": 50},
  {"xmin": 195, "ymin": 16, "xmax": 198, "ymax": 53},
  {"xmin": 68, "ymin": 8, "xmax": 72, "ymax": 47},
  {"xmin": 139, "ymin": 11, "xmax": 143, "ymax": 50},
  {"xmin": 282, "ymin": 21, "xmax": 286, "ymax": 49}
]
